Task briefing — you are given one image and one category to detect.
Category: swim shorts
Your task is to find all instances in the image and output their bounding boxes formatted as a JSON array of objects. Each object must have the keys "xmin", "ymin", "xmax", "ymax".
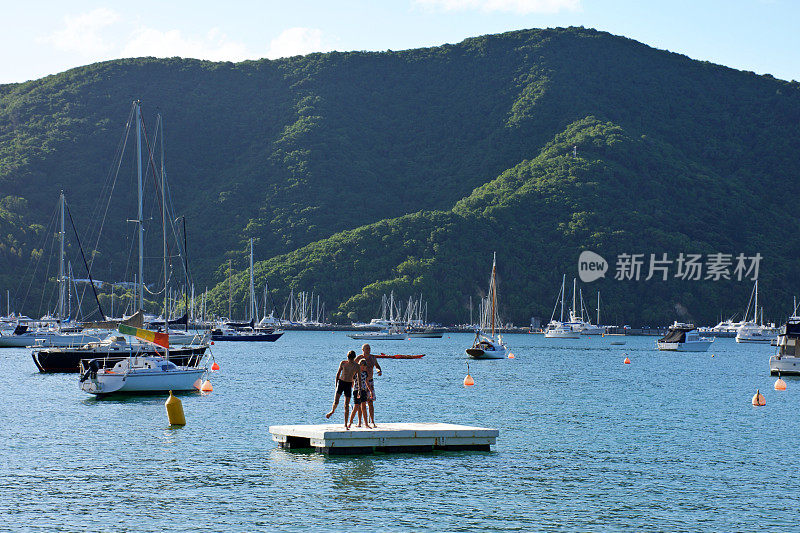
[{"xmin": 336, "ymin": 379, "xmax": 352, "ymax": 398}]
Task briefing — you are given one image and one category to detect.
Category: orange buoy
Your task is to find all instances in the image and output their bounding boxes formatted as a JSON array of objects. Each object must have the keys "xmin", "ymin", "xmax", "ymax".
[
  {"xmin": 200, "ymin": 380, "xmax": 213, "ymax": 392},
  {"xmin": 752, "ymin": 389, "xmax": 766, "ymax": 406},
  {"xmin": 464, "ymin": 363, "xmax": 474, "ymax": 386},
  {"xmin": 210, "ymin": 341, "xmax": 215, "ymax": 345},
  {"xmin": 211, "ymin": 361, "xmax": 220, "ymax": 371},
  {"xmin": 508, "ymin": 353, "xmax": 515, "ymax": 359},
  {"xmin": 193, "ymin": 378, "xmax": 202, "ymax": 390},
  {"xmin": 623, "ymin": 357, "xmax": 631, "ymax": 364},
  {"xmin": 775, "ymin": 377, "xmax": 787, "ymax": 391}
]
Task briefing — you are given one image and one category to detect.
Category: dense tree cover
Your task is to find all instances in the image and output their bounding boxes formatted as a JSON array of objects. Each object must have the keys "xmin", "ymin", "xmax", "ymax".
[{"xmin": 1, "ymin": 27, "xmax": 799, "ymax": 324}]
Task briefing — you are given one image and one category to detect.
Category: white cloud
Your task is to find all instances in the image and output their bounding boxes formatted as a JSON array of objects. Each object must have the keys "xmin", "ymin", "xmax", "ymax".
[
  {"xmin": 266, "ymin": 28, "xmax": 331, "ymax": 59},
  {"xmin": 42, "ymin": 11, "xmax": 330, "ymax": 65},
  {"xmin": 41, "ymin": 8, "xmax": 121, "ymax": 55},
  {"xmin": 122, "ymin": 27, "xmax": 252, "ymax": 61},
  {"xmin": 414, "ymin": 0, "xmax": 580, "ymax": 14}
]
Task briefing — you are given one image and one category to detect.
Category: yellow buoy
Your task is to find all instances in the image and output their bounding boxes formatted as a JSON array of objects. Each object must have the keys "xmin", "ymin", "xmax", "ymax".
[
  {"xmin": 775, "ymin": 377, "xmax": 787, "ymax": 391},
  {"xmin": 200, "ymin": 380, "xmax": 213, "ymax": 392},
  {"xmin": 752, "ymin": 389, "xmax": 766, "ymax": 406},
  {"xmin": 165, "ymin": 390, "xmax": 186, "ymax": 426}
]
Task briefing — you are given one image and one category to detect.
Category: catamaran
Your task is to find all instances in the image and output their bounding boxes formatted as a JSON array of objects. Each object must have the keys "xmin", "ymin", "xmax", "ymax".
[{"xmin": 466, "ymin": 253, "xmax": 509, "ymax": 359}]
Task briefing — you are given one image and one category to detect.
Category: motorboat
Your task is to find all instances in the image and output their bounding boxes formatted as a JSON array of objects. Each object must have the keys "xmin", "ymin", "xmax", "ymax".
[
  {"xmin": 211, "ymin": 324, "xmax": 284, "ymax": 342},
  {"xmin": 407, "ymin": 327, "xmax": 444, "ymax": 338},
  {"xmin": 770, "ymin": 317, "xmax": 800, "ymax": 375},
  {"xmin": 657, "ymin": 322, "xmax": 714, "ymax": 351},
  {"xmin": 466, "ymin": 253, "xmax": 510, "ymax": 359},
  {"xmin": 544, "ymin": 322, "xmax": 581, "ymax": 339},
  {"xmin": 348, "ymin": 327, "xmax": 407, "ymax": 340}
]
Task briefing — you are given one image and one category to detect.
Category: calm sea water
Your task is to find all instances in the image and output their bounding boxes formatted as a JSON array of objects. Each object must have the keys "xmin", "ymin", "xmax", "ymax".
[{"xmin": 1, "ymin": 332, "xmax": 798, "ymax": 531}]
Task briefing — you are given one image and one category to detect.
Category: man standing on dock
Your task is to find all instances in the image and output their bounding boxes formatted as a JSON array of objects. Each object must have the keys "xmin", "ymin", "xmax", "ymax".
[
  {"xmin": 326, "ymin": 350, "xmax": 359, "ymax": 428},
  {"xmin": 359, "ymin": 344, "xmax": 382, "ymax": 427}
]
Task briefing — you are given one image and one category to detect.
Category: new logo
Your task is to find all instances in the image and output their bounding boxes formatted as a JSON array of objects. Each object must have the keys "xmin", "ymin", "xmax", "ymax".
[{"xmin": 578, "ymin": 251, "xmax": 608, "ymax": 283}]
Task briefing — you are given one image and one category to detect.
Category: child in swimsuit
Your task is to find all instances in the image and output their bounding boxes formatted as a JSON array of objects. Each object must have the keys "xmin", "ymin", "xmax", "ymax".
[{"xmin": 349, "ymin": 360, "xmax": 374, "ymax": 428}]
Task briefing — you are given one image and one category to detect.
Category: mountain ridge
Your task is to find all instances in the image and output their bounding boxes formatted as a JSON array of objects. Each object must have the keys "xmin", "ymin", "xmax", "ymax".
[{"xmin": 1, "ymin": 27, "xmax": 799, "ymax": 324}]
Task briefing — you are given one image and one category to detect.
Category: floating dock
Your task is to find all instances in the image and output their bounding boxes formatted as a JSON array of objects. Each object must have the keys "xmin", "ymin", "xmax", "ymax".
[{"xmin": 269, "ymin": 422, "xmax": 499, "ymax": 455}]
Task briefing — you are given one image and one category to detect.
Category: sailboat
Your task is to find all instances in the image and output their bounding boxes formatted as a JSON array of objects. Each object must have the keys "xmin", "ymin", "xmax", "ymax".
[
  {"xmin": 1, "ymin": 193, "xmax": 105, "ymax": 349},
  {"xmin": 735, "ymin": 280, "xmax": 778, "ymax": 343},
  {"xmin": 348, "ymin": 291, "xmax": 408, "ymax": 340},
  {"xmin": 78, "ymin": 102, "xmax": 208, "ymax": 395},
  {"xmin": 211, "ymin": 238, "xmax": 284, "ymax": 341},
  {"xmin": 466, "ymin": 253, "xmax": 509, "ymax": 359},
  {"xmin": 544, "ymin": 275, "xmax": 581, "ymax": 339}
]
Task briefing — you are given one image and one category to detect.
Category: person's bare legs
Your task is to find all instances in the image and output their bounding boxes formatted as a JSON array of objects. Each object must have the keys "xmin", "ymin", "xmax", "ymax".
[
  {"xmin": 349, "ymin": 402, "xmax": 359, "ymax": 427},
  {"xmin": 344, "ymin": 397, "xmax": 351, "ymax": 429},
  {"xmin": 368, "ymin": 401, "xmax": 375, "ymax": 427},
  {"xmin": 325, "ymin": 392, "xmax": 341, "ymax": 419}
]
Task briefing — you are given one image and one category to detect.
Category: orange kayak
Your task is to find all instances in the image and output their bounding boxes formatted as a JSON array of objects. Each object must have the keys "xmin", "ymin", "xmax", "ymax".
[{"xmin": 377, "ymin": 353, "xmax": 425, "ymax": 359}]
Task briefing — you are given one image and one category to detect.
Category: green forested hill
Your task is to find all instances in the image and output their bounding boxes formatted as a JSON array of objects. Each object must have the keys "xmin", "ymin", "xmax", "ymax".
[{"xmin": 2, "ymin": 27, "xmax": 799, "ymax": 325}]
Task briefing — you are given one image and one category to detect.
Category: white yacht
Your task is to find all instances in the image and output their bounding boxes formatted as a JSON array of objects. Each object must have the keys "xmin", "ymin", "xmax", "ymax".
[
  {"xmin": 735, "ymin": 281, "xmax": 778, "ymax": 343},
  {"xmin": 769, "ymin": 317, "xmax": 800, "ymax": 375},
  {"xmin": 657, "ymin": 322, "xmax": 714, "ymax": 352},
  {"xmin": 347, "ymin": 327, "xmax": 407, "ymax": 341},
  {"xmin": 544, "ymin": 275, "xmax": 580, "ymax": 339}
]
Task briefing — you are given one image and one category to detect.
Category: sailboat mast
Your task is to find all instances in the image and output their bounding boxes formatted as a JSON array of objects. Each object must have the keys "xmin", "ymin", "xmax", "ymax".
[
  {"xmin": 249, "ymin": 238, "xmax": 255, "ymax": 322},
  {"xmin": 135, "ymin": 102, "xmax": 144, "ymax": 312},
  {"xmin": 58, "ymin": 191, "xmax": 65, "ymax": 325},
  {"xmin": 754, "ymin": 280, "xmax": 758, "ymax": 325},
  {"xmin": 159, "ymin": 114, "xmax": 169, "ymax": 357},
  {"xmin": 597, "ymin": 292, "xmax": 600, "ymax": 326},
  {"xmin": 491, "ymin": 252, "xmax": 497, "ymax": 336},
  {"xmin": 228, "ymin": 259, "xmax": 233, "ymax": 319},
  {"xmin": 560, "ymin": 274, "xmax": 565, "ymax": 322},
  {"xmin": 572, "ymin": 278, "xmax": 577, "ymax": 319}
]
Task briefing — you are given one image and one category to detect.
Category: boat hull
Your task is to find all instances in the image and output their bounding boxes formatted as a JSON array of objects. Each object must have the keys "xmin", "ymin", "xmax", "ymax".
[
  {"xmin": 656, "ymin": 341, "xmax": 713, "ymax": 352},
  {"xmin": 81, "ymin": 367, "xmax": 206, "ymax": 395},
  {"xmin": 770, "ymin": 356, "xmax": 800, "ymax": 375},
  {"xmin": 466, "ymin": 347, "xmax": 507, "ymax": 359},
  {"xmin": 211, "ymin": 332, "xmax": 283, "ymax": 342},
  {"xmin": 735, "ymin": 336, "xmax": 774, "ymax": 344},
  {"xmin": 544, "ymin": 331, "xmax": 581, "ymax": 339},
  {"xmin": 0, "ymin": 332, "xmax": 103, "ymax": 348},
  {"xmin": 347, "ymin": 333, "xmax": 407, "ymax": 340},
  {"xmin": 32, "ymin": 345, "xmax": 207, "ymax": 373}
]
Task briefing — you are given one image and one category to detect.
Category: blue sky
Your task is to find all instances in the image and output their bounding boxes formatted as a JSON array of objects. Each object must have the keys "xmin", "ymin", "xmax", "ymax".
[{"xmin": 3, "ymin": 0, "xmax": 798, "ymax": 84}]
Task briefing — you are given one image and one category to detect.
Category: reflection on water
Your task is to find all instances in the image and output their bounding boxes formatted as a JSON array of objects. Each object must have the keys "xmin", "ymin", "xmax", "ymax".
[{"xmin": 330, "ymin": 457, "xmax": 376, "ymax": 490}]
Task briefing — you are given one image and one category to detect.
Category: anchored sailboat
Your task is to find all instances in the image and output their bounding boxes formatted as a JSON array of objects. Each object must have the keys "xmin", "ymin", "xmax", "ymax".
[
  {"xmin": 466, "ymin": 253, "xmax": 509, "ymax": 359},
  {"xmin": 78, "ymin": 101, "xmax": 209, "ymax": 395}
]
